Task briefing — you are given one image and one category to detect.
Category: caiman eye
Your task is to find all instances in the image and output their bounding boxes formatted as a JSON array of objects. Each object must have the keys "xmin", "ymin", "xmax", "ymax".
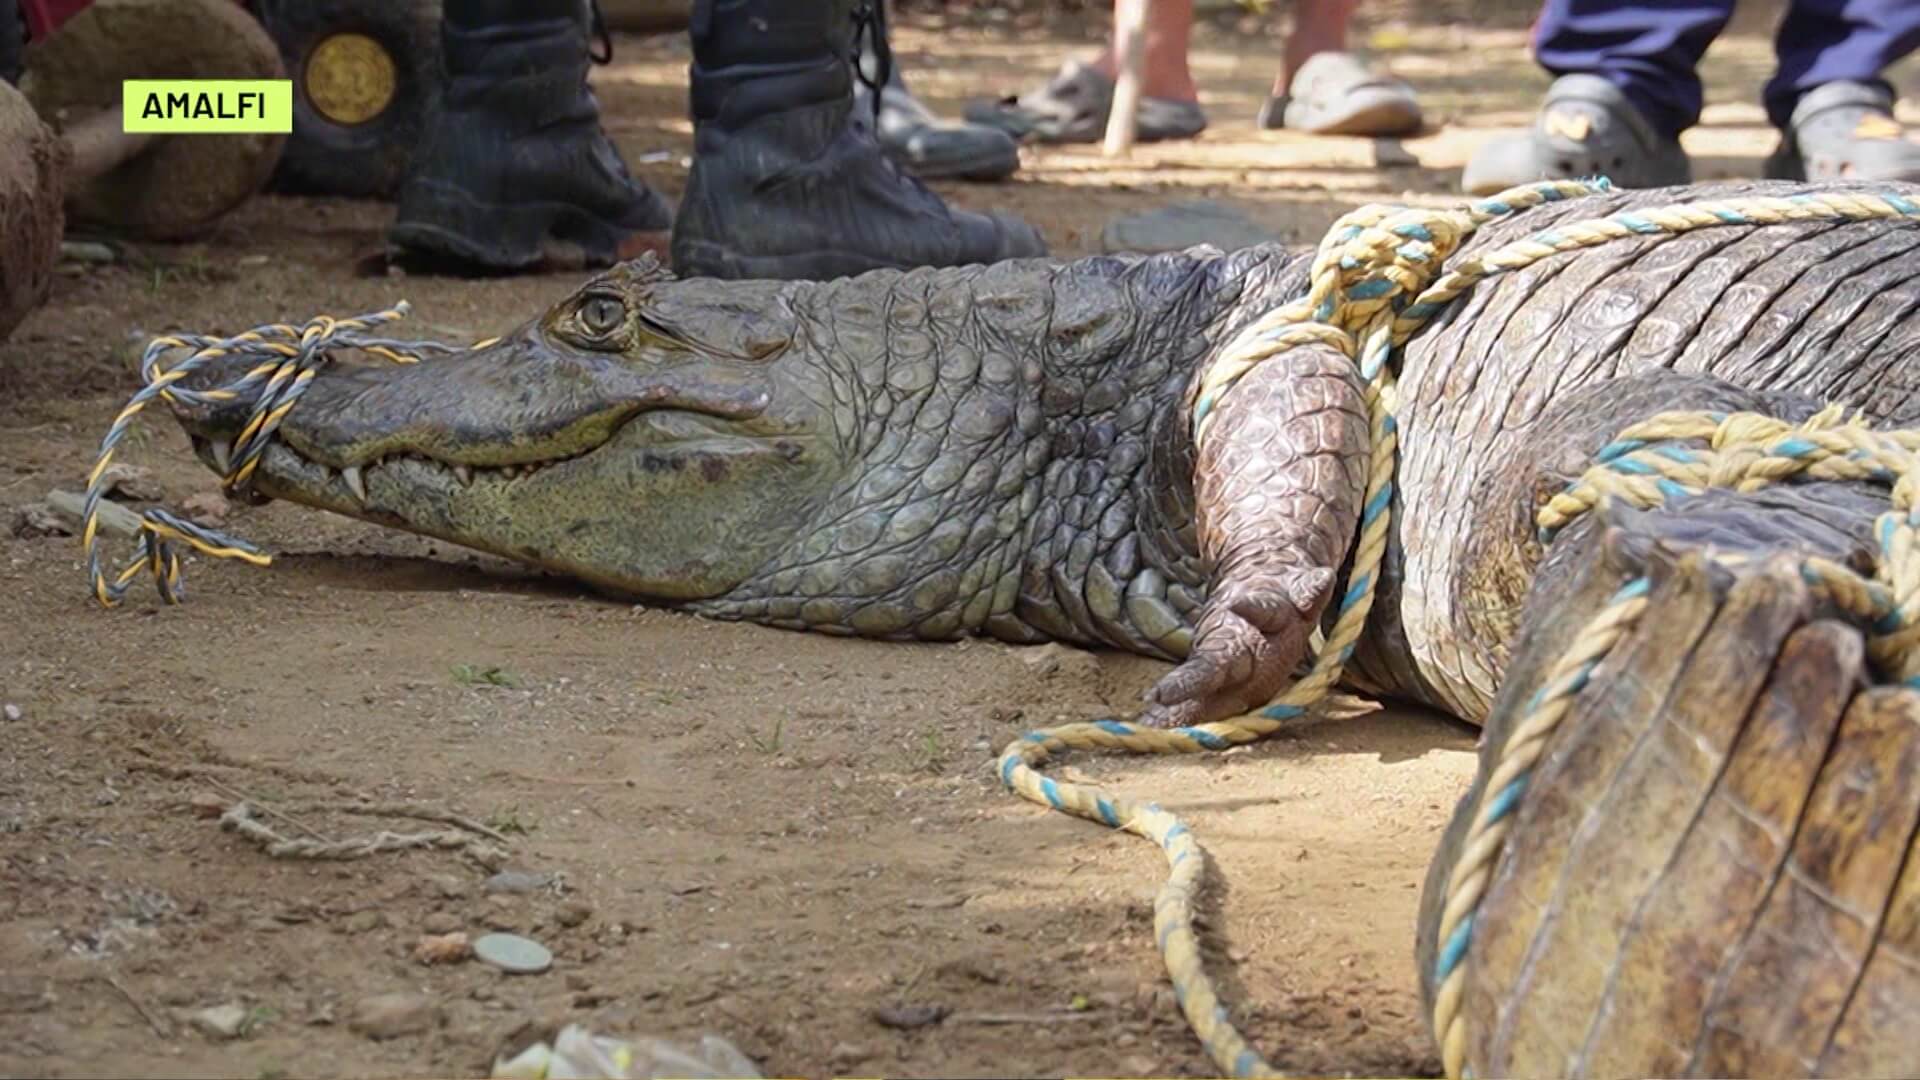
[{"xmin": 578, "ymin": 295, "xmax": 626, "ymax": 338}]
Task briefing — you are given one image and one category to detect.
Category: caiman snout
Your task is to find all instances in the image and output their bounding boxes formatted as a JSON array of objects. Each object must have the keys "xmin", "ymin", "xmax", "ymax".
[
  {"xmin": 168, "ymin": 320, "xmax": 775, "ymax": 476},
  {"xmin": 160, "ymin": 261, "xmax": 846, "ymax": 603}
]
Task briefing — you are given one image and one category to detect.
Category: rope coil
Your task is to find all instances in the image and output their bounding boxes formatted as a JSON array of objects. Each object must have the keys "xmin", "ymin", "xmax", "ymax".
[{"xmin": 994, "ymin": 181, "xmax": 1920, "ymax": 1080}]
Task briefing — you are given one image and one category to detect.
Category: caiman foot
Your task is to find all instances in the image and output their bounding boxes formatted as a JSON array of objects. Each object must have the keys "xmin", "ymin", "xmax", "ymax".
[
  {"xmin": 1416, "ymin": 489, "xmax": 1920, "ymax": 1078},
  {"xmin": 1135, "ymin": 562, "xmax": 1335, "ymax": 730}
]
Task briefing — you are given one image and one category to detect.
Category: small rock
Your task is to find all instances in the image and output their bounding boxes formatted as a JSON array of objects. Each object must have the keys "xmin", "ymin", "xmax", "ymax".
[
  {"xmin": 187, "ymin": 792, "xmax": 225, "ymax": 818},
  {"xmin": 347, "ymin": 993, "xmax": 440, "ymax": 1040},
  {"xmin": 2, "ymin": 704, "xmax": 21, "ymax": 723},
  {"xmin": 421, "ymin": 912, "xmax": 461, "ymax": 935},
  {"xmin": 413, "ymin": 931, "xmax": 472, "ymax": 965},
  {"xmin": 99, "ymin": 463, "xmax": 166, "ymax": 502},
  {"xmin": 60, "ymin": 240, "xmax": 118, "ymax": 265},
  {"xmin": 342, "ymin": 910, "xmax": 387, "ymax": 934},
  {"xmin": 473, "ymin": 931, "xmax": 552, "ymax": 975},
  {"xmin": 1122, "ymin": 1053, "xmax": 1159, "ymax": 1076},
  {"xmin": 483, "ymin": 870, "xmax": 552, "ymax": 895},
  {"xmin": 190, "ymin": 1003, "xmax": 250, "ymax": 1040},
  {"xmin": 180, "ymin": 491, "xmax": 230, "ymax": 525},
  {"xmin": 872, "ymin": 1003, "xmax": 950, "ymax": 1029},
  {"xmin": 11, "ymin": 503, "xmax": 71, "ymax": 538},
  {"xmin": 827, "ymin": 1042, "xmax": 871, "ymax": 1069},
  {"xmin": 1018, "ymin": 642, "xmax": 1101, "ymax": 687},
  {"xmin": 564, "ymin": 972, "xmax": 592, "ymax": 992},
  {"xmin": 425, "ymin": 874, "xmax": 470, "ymax": 900},
  {"xmin": 553, "ymin": 900, "xmax": 593, "ymax": 928},
  {"xmin": 481, "ymin": 895, "xmax": 525, "ymax": 931}
]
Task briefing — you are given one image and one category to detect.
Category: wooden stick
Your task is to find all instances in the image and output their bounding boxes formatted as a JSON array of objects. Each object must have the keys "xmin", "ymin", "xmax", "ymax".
[
  {"xmin": 1104, "ymin": 0, "xmax": 1151, "ymax": 157},
  {"xmin": 62, "ymin": 106, "xmax": 159, "ymax": 184}
]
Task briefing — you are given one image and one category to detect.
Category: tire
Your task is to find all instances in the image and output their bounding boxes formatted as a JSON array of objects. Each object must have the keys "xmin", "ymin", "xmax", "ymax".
[
  {"xmin": 0, "ymin": 0, "xmax": 24, "ymax": 87},
  {"xmin": 252, "ymin": 0, "xmax": 441, "ymax": 199}
]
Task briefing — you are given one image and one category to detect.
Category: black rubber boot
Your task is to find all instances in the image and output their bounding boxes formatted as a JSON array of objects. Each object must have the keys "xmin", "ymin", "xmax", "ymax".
[
  {"xmin": 671, "ymin": 0, "xmax": 1045, "ymax": 281},
  {"xmin": 389, "ymin": 0, "xmax": 673, "ymax": 273}
]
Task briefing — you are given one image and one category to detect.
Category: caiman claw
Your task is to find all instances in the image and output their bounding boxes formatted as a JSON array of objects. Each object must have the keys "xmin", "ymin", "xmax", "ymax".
[{"xmin": 1137, "ymin": 564, "xmax": 1337, "ymax": 729}]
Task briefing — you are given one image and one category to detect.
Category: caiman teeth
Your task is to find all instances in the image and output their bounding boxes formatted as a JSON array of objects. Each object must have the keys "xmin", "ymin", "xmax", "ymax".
[
  {"xmin": 342, "ymin": 465, "xmax": 368, "ymax": 504},
  {"xmin": 452, "ymin": 464, "xmax": 473, "ymax": 487}
]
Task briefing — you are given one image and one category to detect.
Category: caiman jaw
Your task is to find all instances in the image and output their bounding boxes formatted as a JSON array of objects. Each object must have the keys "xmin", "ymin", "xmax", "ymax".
[{"xmin": 194, "ymin": 436, "xmax": 605, "ymax": 508}]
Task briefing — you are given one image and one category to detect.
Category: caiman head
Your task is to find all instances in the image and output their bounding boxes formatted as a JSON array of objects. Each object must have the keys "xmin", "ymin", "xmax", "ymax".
[{"xmin": 166, "ymin": 256, "xmax": 848, "ymax": 602}]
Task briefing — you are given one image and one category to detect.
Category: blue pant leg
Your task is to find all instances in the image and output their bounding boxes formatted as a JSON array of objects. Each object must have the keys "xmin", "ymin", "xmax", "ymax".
[
  {"xmin": 1767, "ymin": 0, "xmax": 1920, "ymax": 127},
  {"xmin": 1532, "ymin": 0, "xmax": 1736, "ymax": 139}
]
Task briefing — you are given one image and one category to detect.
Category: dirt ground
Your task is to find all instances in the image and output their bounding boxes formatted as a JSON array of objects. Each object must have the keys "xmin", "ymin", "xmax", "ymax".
[{"xmin": 5, "ymin": 5, "xmax": 1917, "ymax": 1078}]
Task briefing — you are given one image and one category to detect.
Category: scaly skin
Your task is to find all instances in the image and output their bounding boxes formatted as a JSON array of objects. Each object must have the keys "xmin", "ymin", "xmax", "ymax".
[{"xmin": 169, "ymin": 179, "xmax": 1920, "ymax": 1076}]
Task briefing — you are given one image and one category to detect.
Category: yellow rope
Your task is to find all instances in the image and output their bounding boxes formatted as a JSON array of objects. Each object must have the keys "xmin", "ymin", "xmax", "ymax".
[
  {"xmin": 994, "ymin": 180, "xmax": 1920, "ymax": 1079},
  {"xmin": 81, "ymin": 306, "xmax": 490, "ymax": 608}
]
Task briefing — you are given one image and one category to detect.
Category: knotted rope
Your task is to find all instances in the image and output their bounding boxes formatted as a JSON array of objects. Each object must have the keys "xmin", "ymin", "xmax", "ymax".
[
  {"xmin": 81, "ymin": 305, "xmax": 491, "ymax": 608},
  {"xmin": 992, "ymin": 181, "xmax": 1920, "ymax": 1079}
]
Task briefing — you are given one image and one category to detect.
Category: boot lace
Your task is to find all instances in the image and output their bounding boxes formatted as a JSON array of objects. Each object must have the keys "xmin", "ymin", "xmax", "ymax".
[
  {"xmin": 588, "ymin": 0, "xmax": 613, "ymax": 65},
  {"xmin": 851, "ymin": 0, "xmax": 889, "ymax": 125}
]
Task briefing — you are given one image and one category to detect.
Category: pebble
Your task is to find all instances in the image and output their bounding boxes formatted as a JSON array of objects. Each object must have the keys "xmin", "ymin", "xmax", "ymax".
[
  {"xmin": 99, "ymin": 463, "xmax": 166, "ymax": 502},
  {"xmin": 179, "ymin": 491, "xmax": 230, "ymax": 525},
  {"xmin": 473, "ymin": 932, "xmax": 552, "ymax": 975},
  {"xmin": 11, "ymin": 503, "xmax": 70, "ymax": 538},
  {"xmin": 827, "ymin": 1042, "xmax": 871, "ymax": 1069},
  {"xmin": 347, "ymin": 992, "xmax": 440, "ymax": 1040},
  {"xmin": 190, "ymin": 1003, "xmax": 250, "ymax": 1040},
  {"xmin": 425, "ymin": 874, "xmax": 470, "ymax": 900},
  {"xmin": 483, "ymin": 870, "xmax": 552, "ymax": 895},
  {"xmin": 421, "ymin": 912, "xmax": 462, "ymax": 935},
  {"xmin": 413, "ymin": 931, "xmax": 472, "ymax": 965},
  {"xmin": 342, "ymin": 910, "xmax": 387, "ymax": 934},
  {"xmin": 1, "ymin": 704, "xmax": 20, "ymax": 723},
  {"xmin": 60, "ymin": 241, "xmax": 118, "ymax": 265},
  {"xmin": 553, "ymin": 900, "xmax": 593, "ymax": 928},
  {"xmin": 188, "ymin": 792, "xmax": 225, "ymax": 818}
]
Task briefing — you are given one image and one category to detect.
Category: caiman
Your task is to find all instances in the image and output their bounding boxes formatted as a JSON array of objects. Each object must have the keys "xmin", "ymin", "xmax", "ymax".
[{"xmin": 163, "ymin": 179, "xmax": 1920, "ymax": 1078}]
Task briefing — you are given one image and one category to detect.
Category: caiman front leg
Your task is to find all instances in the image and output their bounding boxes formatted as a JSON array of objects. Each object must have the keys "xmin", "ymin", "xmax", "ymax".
[
  {"xmin": 1413, "ymin": 380, "xmax": 1920, "ymax": 1079},
  {"xmin": 1136, "ymin": 342, "xmax": 1370, "ymax": 729}
]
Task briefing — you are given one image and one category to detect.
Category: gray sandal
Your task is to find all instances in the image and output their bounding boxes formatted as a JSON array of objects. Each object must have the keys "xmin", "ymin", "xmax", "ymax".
[
  {"xmin": 1461, "ymin": 73, "xmax": 1691, "ymax": 195},
  {"xmin": 963, "ymin": 60, "xmax": 1207, "ymax": 145},
  {"xmin": 1257, "ymin": 51, "xmax": 1421, "ymax": 136},
  {"xmin": 1765, "ymin": 80, "xmax": 1920, "ymax": 183}
]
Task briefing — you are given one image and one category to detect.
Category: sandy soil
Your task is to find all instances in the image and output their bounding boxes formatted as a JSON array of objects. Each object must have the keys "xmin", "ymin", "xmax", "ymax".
[{"xmin": 2, "ymin": 5, "xmax": 1912, "ymax": 1078}]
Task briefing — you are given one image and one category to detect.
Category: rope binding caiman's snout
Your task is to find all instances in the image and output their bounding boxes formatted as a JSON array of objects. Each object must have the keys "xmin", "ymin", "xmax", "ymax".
[{"xmin": 80, "ymin": 306, "xmax": 496, "ymax": 608}]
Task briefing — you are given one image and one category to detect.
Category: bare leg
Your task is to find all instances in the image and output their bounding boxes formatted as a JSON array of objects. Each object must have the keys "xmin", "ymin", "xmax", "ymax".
[
  {"xmin": 1279, "ymin": 0, "xmax": 1359, "ymax": 93},
  {"xmin": 964, "ymin": 0, "xmax": 1208, "ymax": 144},
  {"xmin": 1258, "ymin": 0, "xmax": 1421, "ymax": 135},
  {"xmin": 1084, "ymin": 0, "xmax": 1200, "ymax": 104}
]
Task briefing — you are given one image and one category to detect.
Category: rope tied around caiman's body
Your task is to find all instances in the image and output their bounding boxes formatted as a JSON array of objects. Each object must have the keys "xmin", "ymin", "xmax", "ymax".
[
  {"xmin": 992, "ymin": 181, "xmax": 1920, "ymax": 1080},
  {"xmin": 81, "ymin": 305, "xmax": 492, "ymax": 608}
]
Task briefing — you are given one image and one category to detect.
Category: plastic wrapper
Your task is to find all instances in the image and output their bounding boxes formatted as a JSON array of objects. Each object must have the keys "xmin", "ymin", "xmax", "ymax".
[{"xmin": 491, "ymin": 1024, "xmax": 762, "ymax": 1080}]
